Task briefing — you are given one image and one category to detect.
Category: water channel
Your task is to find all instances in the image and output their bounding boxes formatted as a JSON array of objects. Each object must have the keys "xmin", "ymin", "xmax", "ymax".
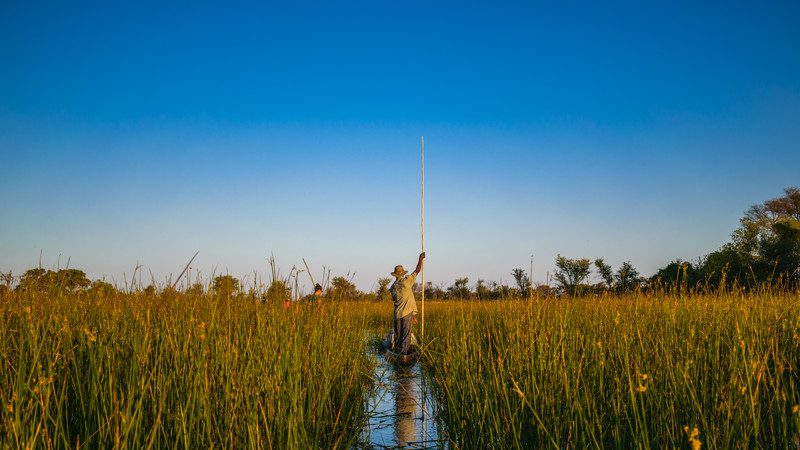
[{"xmin": 357, "ymin": 347, "xmax": 446, "ymax": 449}]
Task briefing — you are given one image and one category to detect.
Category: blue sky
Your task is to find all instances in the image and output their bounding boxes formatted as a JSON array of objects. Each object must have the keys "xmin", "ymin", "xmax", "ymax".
[{"xmin": 1, "ymin": 1, "xmax": 799, "ymax": 291}]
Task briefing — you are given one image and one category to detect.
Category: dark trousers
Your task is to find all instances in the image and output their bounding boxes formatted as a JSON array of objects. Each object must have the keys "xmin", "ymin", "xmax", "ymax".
[{"xmin": 393, "ymin": 313, "xmax": 414, "ymax": 355}]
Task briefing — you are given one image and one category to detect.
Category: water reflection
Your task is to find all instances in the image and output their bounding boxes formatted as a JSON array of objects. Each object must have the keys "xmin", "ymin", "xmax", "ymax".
[
  {"xmin": 359, "ymin": 351, "xmax": 444, "ymax": 449},
  {"xmin": 394, "ymin": 370, "xmax": 417, "ymax": 445}
]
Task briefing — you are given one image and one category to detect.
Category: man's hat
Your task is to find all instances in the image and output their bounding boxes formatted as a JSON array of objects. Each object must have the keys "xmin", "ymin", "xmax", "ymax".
[{"xmin": 391, "ymin": 265, "xmax": 407, "ymax": 277}]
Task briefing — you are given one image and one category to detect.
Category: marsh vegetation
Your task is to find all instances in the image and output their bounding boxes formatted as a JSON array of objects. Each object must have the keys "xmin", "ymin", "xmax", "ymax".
[{"xmin": 2, "ymin": 285, "xmax": 799, "ymax": 448}]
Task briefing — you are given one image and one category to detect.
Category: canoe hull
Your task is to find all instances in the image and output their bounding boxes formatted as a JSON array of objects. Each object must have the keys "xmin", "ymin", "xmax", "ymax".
[{"xmin": 384, "ymin": 349, "xmax": 419, "ymax": 366}]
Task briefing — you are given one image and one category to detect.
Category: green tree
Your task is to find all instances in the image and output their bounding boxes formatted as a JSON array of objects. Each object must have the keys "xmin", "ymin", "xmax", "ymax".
[
  {"xmin": 424, "ymin": 281, "xmax": 446, "ymax": 299},
  {"xmin": 375, "ymin": 277, "xmax": 391, "ymax": 302},
  {"xmin": 699, "ymin": 244, "xmax": 757, "ymax": 287},
  {"xmin": 760, "ymin": 217, "xmax": 800, "ymax": 283},
  {"xmin": 651, "ymin": 260, "xmax": 701, "ymax": 289},
  {"xmin": 60, "ymin": 269, "xmax": 90, "ymax": 291},
  {"xmin": 19, "ymin": 268, "xmax": 90, "ymax": 293},
  {"xmin": 614, "ymin": 261, "xmax": 642, "ymax": 292},
  {"xmin": 90, "ymin": 280, "xmax": 117, "ymax": 297},
  {"xmin": 213, "ymin": 275, "xmax": 240, "ymax": 298},
  {"xmin": 511, "ymin": 269, "xmax": 532, "ymax": 298},
  {"xmin": 265, "ymin": 280, "xmax": 290, "ymax": 303},
  {"xmin": 553, "ymin": 255, "xmax": 591, "ymax": 296},
  {"xmin": 329, "ymin": 276, "xmax": 360, "ymax": 300},
  {"xmin": 490, "ymin": 281, "xmax": 513, "ymax": 299},
  {"xmin": 19, "ymin": 268, "xmax": 47, "ymax": 291},
  {"xmin": 594, "ymin": 258, "xmax": 614, "ymax": 288},
  {"xmin": 448, "ymin": 277, "xmax": 471, "ymax": 300},
  {"xmin": 475, "ymin": 279, "xmax": 490, "ymax": 300},
  {"xmin": 701, "ymin": 186, "xmax": 800, "ymax": 287}
]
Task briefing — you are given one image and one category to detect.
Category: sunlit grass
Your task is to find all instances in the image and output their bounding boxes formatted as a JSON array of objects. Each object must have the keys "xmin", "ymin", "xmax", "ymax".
[
  {"xmin": 0, "ymin": 289, "xmax": 372, "ymax": 448},
  {"xmin": 422, "ymin": 293, "xmax": 800, "ymax": 448},
  {"xmin": 3, "ymin": 286, "xmax": 799, "ymax": 448}
]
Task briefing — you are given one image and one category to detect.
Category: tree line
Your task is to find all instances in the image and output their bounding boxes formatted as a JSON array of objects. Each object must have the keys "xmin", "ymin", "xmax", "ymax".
[
  {"xmin": 653, "ymin": 186, "xmax": 799, "ymax": 291},
  {"xmin": 3, "ymin": 187, "xmax": 797, "ymax": 300},
  {"xmin": 435, "ymin": 186, "xmax": 799, "ymax": 297}
]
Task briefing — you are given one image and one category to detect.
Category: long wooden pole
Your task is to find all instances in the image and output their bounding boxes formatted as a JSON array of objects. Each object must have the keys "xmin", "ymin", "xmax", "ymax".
[
  {"xmin": 530, "ymin": 253, "xmax": 534, "ymax": 299},
  {"xmin": 172, "ymin": 251, "xmax": 199, "ymax": 289},
  {"xmin": 420, "ymin": 135, "xmax": 425, "ymax": 341},
  {"xmin": 302, "ymin": 258, "xmax": 316, "ymax": 287}
]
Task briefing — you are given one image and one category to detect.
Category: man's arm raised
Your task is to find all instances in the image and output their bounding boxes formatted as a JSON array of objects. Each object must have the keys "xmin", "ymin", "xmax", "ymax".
[{"xmin": 413, "ymin": 252, "xmax": 426, "ymax": 275}]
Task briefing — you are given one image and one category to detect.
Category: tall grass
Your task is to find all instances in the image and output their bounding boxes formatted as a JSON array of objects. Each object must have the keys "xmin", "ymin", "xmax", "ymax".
[
  {"xmin": 422, "ymin": 293, "xmax": 800, "ymax": 448},
  {"xmin": 4, "ymin": 285, "xmax": 799, "ymax": 448},
  {"xmin": 0, "ymin": 289, "xmax": 372, "ymax": 448}
]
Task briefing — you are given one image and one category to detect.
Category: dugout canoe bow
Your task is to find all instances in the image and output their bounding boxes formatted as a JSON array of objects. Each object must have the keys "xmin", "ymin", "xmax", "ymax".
[{"xmin": 384, "ymin": 348, "xmax": 419, "ymax": 366}]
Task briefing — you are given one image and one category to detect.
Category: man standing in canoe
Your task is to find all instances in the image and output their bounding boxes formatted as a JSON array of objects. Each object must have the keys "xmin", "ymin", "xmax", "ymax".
[{"xmin": 390, "ymin": 252, "xmax": 425, "ymax": 355}]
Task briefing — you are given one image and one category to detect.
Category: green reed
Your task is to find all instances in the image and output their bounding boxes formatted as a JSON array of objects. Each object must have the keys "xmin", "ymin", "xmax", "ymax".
[
  {"xmin": 421, "ymin": 293, "xmax": 800, "ymax": 448},
  {"xmin": 0, "ymin": 289, "xmax": 372, "ymax": 449},
  {"xmin": 4, "ymin": 285, "xmax": 799, "ymax": 449}
]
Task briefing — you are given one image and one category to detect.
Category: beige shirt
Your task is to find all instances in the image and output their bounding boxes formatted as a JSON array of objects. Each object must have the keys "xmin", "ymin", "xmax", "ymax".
[{"xmin": 390, "ymin": 272, "xmax": 417, "ymax": 319}]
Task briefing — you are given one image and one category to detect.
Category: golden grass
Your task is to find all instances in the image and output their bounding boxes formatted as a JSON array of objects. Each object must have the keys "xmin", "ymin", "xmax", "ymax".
[
  {"xmin": 422, "ymin": 293, "xmax": 800, "ymax": 448},
  {"xmin": 0, "ymin": 289, "xmax": 372, "ymax": 448},
  {"xmin": 2, "ymin": 287, "xmax": 799, "ymax": 448}
]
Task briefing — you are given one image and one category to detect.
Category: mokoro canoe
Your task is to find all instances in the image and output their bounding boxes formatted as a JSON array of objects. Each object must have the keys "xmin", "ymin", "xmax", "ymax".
[{"xmin": 384, "ymin": 348, "xmax": 419, "ymax": 366}]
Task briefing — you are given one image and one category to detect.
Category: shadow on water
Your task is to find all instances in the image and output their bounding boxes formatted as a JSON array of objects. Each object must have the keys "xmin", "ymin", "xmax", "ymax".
[{"xmin": 357, "ymin": 347, "xmax": 446, "ymax": 449}]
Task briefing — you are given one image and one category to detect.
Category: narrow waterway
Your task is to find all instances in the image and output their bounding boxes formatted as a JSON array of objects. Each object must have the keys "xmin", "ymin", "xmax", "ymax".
[{"xmin": 358, "ymin": 348, "xmax": 446, "ymax": 449}]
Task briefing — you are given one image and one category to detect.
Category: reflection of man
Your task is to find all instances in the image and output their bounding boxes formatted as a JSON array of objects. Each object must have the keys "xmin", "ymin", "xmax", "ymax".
[
  {"xmin": 394, "ymin": 373, "xmax": 418, "ymax": 446},
  {"xmin": 389, "ymin": 252, "xmax": 425, "ymax": 355}
]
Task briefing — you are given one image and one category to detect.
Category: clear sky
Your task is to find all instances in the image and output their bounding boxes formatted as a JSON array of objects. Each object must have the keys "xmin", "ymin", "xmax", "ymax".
[{"xmin": 1, "ymin": 1, "xmax": 799, "ymax": 292}]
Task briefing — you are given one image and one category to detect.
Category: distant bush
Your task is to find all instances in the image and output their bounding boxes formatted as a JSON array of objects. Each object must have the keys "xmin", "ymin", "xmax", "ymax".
[
  {"xmin": 374, "ymin": 277, "xmax": 391, "ymax": 302},
  {"xmin": 186, "ymin": 282, "xmax": 205, "ymax": 296},
  {"xmin": 89, "ymin": 280, "xmax": 117, "ymax": 297},
  {"xmin": 212, "ymin": 275, "xmax": 240, "ymax": 298},
  {"xmin": 19, "ymin": 268, "xmax": 90, "ymax": 293},
  {"xmin": 265, "ymin": 280, "xmax": 290, "ymax": 303},
  {"xmin": 329, "ymin": 276, "xmax": 360, "ymax": 300}
]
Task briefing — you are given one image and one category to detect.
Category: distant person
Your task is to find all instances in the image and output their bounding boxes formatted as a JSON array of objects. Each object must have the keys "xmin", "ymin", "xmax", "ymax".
[
  {"xmin": 310, "ymin": 283, "xmax": 323, "ymax": 301},
  {"xmin": 390, "ymin": 252, "xmax": 425, "ymax": 355}
]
